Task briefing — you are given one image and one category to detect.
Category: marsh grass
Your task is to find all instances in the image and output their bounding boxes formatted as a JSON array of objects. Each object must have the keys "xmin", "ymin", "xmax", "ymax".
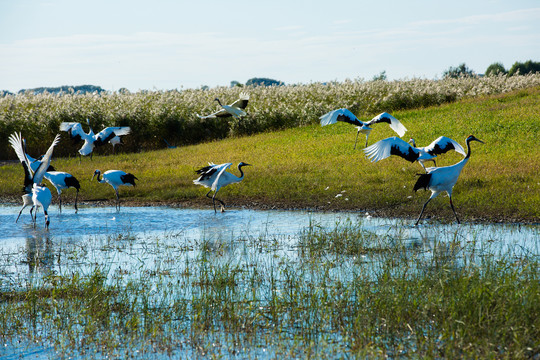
[{"xmin": 0, "ymin": 221, "xmax": 538, "ymax": 358}]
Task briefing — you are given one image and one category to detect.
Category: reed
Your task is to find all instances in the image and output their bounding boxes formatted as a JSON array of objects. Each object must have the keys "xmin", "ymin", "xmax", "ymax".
[{"xmin": 1, "ymin": 74, "xmax": 540, "ymax": 159}]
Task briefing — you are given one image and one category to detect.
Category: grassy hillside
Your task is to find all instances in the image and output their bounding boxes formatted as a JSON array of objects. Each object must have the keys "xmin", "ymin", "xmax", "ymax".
[{"xmin": 1, "ymin": 87, "xmax": 539, "ymax": 222}]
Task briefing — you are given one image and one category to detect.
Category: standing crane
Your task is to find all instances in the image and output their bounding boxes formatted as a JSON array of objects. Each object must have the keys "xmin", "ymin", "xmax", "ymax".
[
  {"xmin": 413, "ymin": 135, "xmax": 484, "ymax": 225},
  {"xmin": 198, "ymin": 92, "xmax": 250, "ymax": 119},
  {"xmin": 9, "ymin": 132, "xmax": 60, "ymax": 229},
  {"xmin": 43, "ymin": 172, "xmax": 81, "ymax": 213},
  {"xmin": 363, "ymin": 136, "xmax": 466, "ymax": 171},
  {"xmin": 60, "ymin": 119, "xmax": 131, "ymax": 159},
  {"xmin": 193, "ymin": 162, "xmax": 251, "ymax": 213},
  {"xmin": 92, "ymin": 170, "xmax": 138, "ymax": 210},
  {"xmin": 320, "ymin": 109, "xmax": 407, "ymax": 149}
]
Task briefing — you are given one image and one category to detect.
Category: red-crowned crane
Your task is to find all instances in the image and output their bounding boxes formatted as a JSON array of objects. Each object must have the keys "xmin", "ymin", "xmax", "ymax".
[
  {"xmin": 26, "ymin": 148, "xmax": 81, "ymax": 213},
  {"xmin": 413, "ymin": 135, "xmax": 484, "ymax": 226},
  {"xmin": 193, "ymin": 162, "xmax": 251, "ymax": 213},
  {"xmin": 60, "ymin": 119, "xmax": 130, "ymax": 159},
  {"xmin": 198, "ymin": 92, "xmax": 249, "ymax": 119},
  {"xmin": 9, "ymin": 132, "xmax": 60, "ymax": 229},
  {"xmin": 363, "ymin": 136, "xmax": 466, "ymax": 171},
  {"xmin": 320, "ymin": 109, "xmax": 407, "ymax": 149},
  {"xmin": 43, "ymin": 172, "xmax": 81, "ymax": 213},
  {"xmin": 92, "ymin": 170, "xmax": 138, "ymax": 210}
]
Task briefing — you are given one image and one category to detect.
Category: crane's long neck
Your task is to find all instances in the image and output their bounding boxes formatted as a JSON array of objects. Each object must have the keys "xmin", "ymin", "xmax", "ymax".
[
  {"xmin": 464, "ymin": 138, "xmax": 474, "ymax": 160},
  {"xmin": 237, "ymin": 164, "xmax": 246, "ymax": 180},
  {"xmin": 95, "ymin": 172, "xmax": 103, "ymax": 182},
  {"xmin": 452, "ymin": 138, "xmax": 474, "ymax": 172},
  {"xmin": 215, "ymin": 98, "xmax": 223, "ymax": 107}
]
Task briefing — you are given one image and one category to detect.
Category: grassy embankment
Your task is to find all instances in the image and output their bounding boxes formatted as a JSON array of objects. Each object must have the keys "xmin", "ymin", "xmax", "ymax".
[{"xmin": 1, "ymin": 87, "xmax": 539, "ymax": 222}]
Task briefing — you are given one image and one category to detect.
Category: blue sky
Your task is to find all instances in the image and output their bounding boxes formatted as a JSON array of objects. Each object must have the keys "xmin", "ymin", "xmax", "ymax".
[{"xmin": 1, "ymin": 0, "xmax": 539, "ymax": 92}]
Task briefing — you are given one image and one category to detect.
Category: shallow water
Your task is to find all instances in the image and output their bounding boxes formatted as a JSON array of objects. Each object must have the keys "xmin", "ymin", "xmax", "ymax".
[
  {"xmin": 0, "ymin": 204, "xmax": 538, "ymax": 358},
  {"xmin": 0, "ymin": 204, "xmax": 538, "ymax": 278},
  {"xmin": 1, "ymin": 204, "xmax": 537, "ymax": 251}
]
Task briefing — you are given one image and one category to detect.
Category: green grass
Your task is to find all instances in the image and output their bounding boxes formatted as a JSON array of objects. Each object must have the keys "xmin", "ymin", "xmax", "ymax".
[{"xmin": 1, "ymin": 87, "xmax": 539, "ymax": 222}]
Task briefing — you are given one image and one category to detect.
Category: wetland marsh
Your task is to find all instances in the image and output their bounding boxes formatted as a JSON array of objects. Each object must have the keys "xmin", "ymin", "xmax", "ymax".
[{"xmin": 1, "ymin": 205, "xmax": 538, "ymax": 358}]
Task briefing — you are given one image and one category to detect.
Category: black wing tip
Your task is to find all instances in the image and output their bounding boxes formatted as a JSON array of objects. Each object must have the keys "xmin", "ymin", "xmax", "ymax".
[
  {"xmin": 121, "ymin": 173, "xmax": 138, "ymax": 186},
  {"xmin": 413, "ymin": 173, "xmax": 431, "ymax": 192}
]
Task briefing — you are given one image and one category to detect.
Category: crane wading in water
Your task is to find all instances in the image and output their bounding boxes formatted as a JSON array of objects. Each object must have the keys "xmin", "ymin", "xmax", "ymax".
[
  {"xmin": 193, "ymin": 162, "xmax": 251, "ymax": 213},
  {"xmin": 413, "ymin": 135, "xmax": 484, "ymax": 226},
  {"xmin": 92, "ymin": 170, "xmax": 138, "ymax": 210},
  {"xmin": 9, "ymin": 132, "xmax": 61, "ymax": 229}
]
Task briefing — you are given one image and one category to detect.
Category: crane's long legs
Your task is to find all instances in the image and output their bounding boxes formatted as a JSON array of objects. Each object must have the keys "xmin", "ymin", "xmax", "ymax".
[
  {"xmin": 206, "ymin": 190, "xmax": 225, "ymax": 213},
  {"xmin": 74, "ymin": 190, "xmax": 79, "ymax": 213},
  {"xmin": 115, "ymin": 189, "xmax": 120, "ymax": 210},
  {"xmin": 449, "ymin": 196, "xmax": 460, "ymax": 224},
  {"xmin": 16, "ymin": 204, "xmax": 28, "ymax": 223},
  {"xmin": 58, "ymin": 193, "xmax": 62, "ymax": 213},
  {"xmin": 353, "ymin": 130, "xmax": 360, "ymax": 150},
  {"xmin": 44, "ymin": 210, "xmax": 49, "ymax": 229},
  {"xmin": 31, "ymin": 205, "xmax": 37, "ymax": 228},
  {"xmin": 415, "ymin": 197, "xmax": 433, "ymax": 226}
]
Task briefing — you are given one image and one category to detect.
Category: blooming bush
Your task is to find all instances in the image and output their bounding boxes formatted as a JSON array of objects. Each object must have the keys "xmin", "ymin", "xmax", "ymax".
[{"xmin": 1, "ymin": 74, "xmax": 539, "ymax": 159}]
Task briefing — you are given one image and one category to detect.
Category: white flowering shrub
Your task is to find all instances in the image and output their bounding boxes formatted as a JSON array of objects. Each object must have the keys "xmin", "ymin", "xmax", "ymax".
[{"xmin": 1, "ymin": 74, "xmax": 539, "ymax": 159}]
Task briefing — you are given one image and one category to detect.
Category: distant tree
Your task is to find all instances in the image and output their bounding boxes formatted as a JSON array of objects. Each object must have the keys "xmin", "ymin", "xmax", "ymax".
[
  {"xmin": 18, "ymin": 85, "xmax": 106, "ymax": 95},
  {"xmin": 508, "ymin": 60, "xmax": 540, "ymax": 76},
  {"xmin": 245, "ymin": 77, "xmax": 284, "ymax": 87},
  {"xmin": 442, "ymin": 63, "xmax": 476, "ymax": 79},
  {"xmin": 372, "ymin": 71, "xmax": 387, "ymax": 81},
  {"xmin": 485, "ymin": 62, "xmax": 507, "ymax": 76},
  {"xmin": 230, "ymin": 81, "xmax": 243, "ymax": 87},
  {"xmin": 118, "ymin": 87, "xmax": 131, "ymax": 94}
]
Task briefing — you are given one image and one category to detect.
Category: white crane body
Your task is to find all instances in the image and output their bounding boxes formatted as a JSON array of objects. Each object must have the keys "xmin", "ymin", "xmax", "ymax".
[
  {"xmin": 44, "ymin": 171, "xmax": 81, "ymax": 212},
  {"xmin": 320, "ymin": 109, "xmax": 407, "ymax": 148},
  {"xmin": 60, "ymin": 120, "xmax": 130, "ymax": 157},
  {"xmin": 413, "ymin": 135, "xmax": 484, "ymax": 225},
  {"xmin": 92, "ymin": 169, "xmax": 138, "ymax": 210},
  {"xmin": 198, "ymin": 92, "xmax": 250, "ymax": 119},
  {"xmin": 193, "ymin": 162, "xmax": 250, "ymax": 212},
  {"xmin": 364, "ymin": 135, "xmax": 465, "ymax": 171},
  {"xmin": 9, "ymin": 132, "xmax": 60, "ymax": 229}
]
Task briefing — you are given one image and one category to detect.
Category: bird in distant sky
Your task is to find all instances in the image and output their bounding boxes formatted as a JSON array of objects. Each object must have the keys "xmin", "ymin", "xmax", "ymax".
[
  {"xmin": 193, "ymin": 162, "xmax": 251, "ymax": 213},
  {"xmin": 364, "ymin": 136, "xmax": 466, "ymax": 171},
  {"xmin": 92, "ymin": 169, "xmax": 138, "ymax": 210},
  {"xmin": 60, "ymin": 119, "xmax": 130, "ymax": 159},
  {"xmin": 320, "ymin": 109, "xmax": 407, "ymax": 149},
  {"xmin": 413, "ymin": 135, "xmax": 484, "ymax": 225},
  {"xmin": 198, "ymin": 92, "xmax": 249, "ymax": 119}
]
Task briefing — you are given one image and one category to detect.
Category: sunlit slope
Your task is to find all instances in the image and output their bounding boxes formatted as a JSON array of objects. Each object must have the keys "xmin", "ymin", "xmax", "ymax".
[{"xmin": 1, "ymin": 88, "xmax": 538, "ymax": 222}]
